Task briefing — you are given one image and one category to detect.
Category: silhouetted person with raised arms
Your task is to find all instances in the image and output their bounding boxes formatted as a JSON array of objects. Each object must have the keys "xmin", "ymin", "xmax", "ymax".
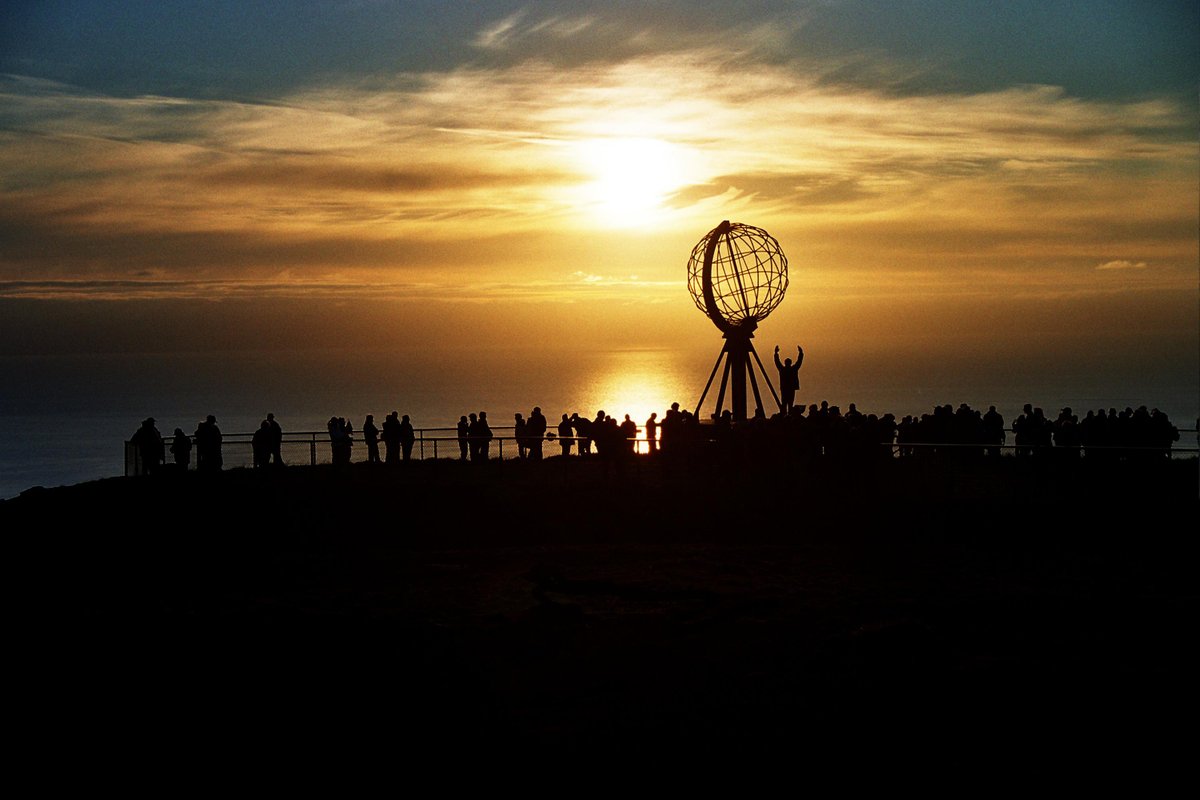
[
  {"xmin": 399, "ymin": 414, "xmax": 416, "ymax": 461},
  {"xmin": 528, "ymin": 406, "xmax": 548, "ymax": 460},
  {"xmin": 131, "ymin": 417, "xmax": 164, "ymax": 475},
  {"xmin": 363, "ymin": 414, "xmax": 380, "ymax": 464},
  {"xmin": 266, "ymin": 412, "xmax": 285, "ymax": 466},
  {"xmin": 774, "ymin": 345, "xmax": 803, "ymax": 416},
  {"xmin": 170, "ymin": 427, "xmax": 192, "ymax": 471},
  {"xmin": 457, "ymin": 415, "xmax": 470, "ymax": 460}
]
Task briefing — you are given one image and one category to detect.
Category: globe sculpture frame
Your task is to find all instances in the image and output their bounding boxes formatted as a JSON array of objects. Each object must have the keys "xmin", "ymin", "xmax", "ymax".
[{"xmin": 687, "ymin": 220, "xmax": 789, "ymax": 421}]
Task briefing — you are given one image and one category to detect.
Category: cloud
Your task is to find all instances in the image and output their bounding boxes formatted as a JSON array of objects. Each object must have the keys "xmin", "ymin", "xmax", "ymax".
[
  {"xmin": 1096, "ymin": 260, "xmax": 1149, "ymax": 270},
  {"xmin": 0, "ymin": 50, "xmax": 1195, "ymax": 295}
]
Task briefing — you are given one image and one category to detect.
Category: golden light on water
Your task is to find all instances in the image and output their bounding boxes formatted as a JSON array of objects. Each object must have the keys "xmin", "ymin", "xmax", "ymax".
[{"xmin": 583, "ymin": 350, "xmax": 697, "ymax": 439}]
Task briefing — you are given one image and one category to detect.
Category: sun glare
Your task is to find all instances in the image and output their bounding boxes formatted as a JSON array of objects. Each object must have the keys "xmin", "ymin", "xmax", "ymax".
[{"xmin": 571, "ymin": 137, "xmax": 695, "ymax": 228}]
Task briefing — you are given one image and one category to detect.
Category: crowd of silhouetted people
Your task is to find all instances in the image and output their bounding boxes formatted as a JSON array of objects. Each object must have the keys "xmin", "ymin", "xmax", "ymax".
[{"xmin": 128, "ymin": 400, "xmax": 1191, "ymax": 476}]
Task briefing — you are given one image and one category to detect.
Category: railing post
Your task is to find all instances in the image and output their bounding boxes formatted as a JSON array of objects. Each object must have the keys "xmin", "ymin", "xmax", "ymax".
[{"xmin": 310, "ymin": 435, "xmax": 317, "ymax": 467}]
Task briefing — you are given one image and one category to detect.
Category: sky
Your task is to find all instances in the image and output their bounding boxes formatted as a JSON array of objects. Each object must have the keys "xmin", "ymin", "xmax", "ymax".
[{"xmin": 1, "ymin": 1, "xmax": 1197, "ymax": 408}]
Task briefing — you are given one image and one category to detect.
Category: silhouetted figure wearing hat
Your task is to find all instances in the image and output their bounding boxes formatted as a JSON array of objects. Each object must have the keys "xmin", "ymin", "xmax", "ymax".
[
  {"xmin": 774, "ymin": 345, "xmax": 803, "ymax": 416},
  {"xmin": 131, "ymin": 417, "xmax": 164, "ymax": 475}
]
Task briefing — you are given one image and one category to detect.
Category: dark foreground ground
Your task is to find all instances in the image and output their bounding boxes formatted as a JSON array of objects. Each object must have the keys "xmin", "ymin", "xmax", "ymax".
[{"xmin": 6, "ymin": 452, "xmax": 1198, "ymax": 770}]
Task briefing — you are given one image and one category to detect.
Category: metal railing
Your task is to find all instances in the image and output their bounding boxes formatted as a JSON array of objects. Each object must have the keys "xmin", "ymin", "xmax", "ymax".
[{"xmin": 125, "ymin": 425, "xmax": 1199, "ymax": 476}]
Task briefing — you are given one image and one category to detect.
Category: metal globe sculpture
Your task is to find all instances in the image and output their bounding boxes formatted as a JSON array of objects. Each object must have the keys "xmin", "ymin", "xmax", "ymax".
[
  {"xmin": 688, "ymin": 220, "xmax": 789, "ymax": 421},
  {"xmin": 687, "ymin": 221, "xmax": 788, "ymax": 332}
]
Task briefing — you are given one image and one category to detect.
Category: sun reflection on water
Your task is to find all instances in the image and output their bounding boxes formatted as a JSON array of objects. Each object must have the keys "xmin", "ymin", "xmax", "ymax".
[{"xmin": 580, "ymin": 350, "xmax": 698, "ymax": 433}]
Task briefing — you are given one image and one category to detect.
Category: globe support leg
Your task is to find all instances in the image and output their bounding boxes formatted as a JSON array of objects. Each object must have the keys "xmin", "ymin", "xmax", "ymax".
[{"xmin": 696, "ymin": 334, "xmax": 781, "ymax": 422}]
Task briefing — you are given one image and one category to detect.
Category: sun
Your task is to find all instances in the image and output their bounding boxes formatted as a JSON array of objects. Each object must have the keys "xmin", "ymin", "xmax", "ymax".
[{"xmin": 571, "ymin": 137, "xmax": 695, "ymax": 228}]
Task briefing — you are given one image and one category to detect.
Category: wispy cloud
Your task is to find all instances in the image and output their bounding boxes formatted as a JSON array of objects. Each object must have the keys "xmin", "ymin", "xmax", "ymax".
[{"xmin": 0, "ymin": 40, "xmax": 1195, "ymax": 298}]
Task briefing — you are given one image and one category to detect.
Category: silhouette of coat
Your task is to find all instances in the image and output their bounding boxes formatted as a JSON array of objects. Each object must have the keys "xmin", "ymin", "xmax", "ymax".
[
  {"xmin": 399, "ymin": 415, "xmax": 415, "ymax": 461},
  {"xmin": 131, "ymin": 418, "xmax": 164, "ymax": 475},
  {"xmin": 170, "ymin": 428, "xmax": 192, "ymax": 468}
]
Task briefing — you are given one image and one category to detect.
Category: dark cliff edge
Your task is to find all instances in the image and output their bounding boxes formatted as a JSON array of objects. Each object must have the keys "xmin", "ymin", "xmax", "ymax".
[{"xmin": 6, "ymin": 454, "xmax": 1198, "ymax": 765}]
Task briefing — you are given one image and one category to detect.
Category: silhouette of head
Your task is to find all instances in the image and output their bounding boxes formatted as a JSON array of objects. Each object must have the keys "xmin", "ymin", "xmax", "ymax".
[
  {"xmin": 206, "ymin": 415, "xmax": 216, "ymax": 423},
  {"xmin": 784, "ymin": 358, "xmax": 792, "ymax": 366}
]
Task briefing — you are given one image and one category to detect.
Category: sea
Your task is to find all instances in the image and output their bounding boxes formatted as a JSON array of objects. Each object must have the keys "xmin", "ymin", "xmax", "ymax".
[{"xmin": 2, "ymin": 346, "xmax": 1196, "ymax": 500}]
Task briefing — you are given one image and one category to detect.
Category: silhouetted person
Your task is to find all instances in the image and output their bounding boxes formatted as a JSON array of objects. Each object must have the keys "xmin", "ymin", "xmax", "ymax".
[
  {"xmin": 195, "ymin": 415, "xmax": 222, "ymax": 472},
  {"xmin": 363, "ymin": 414, "xmax": 380, "ymax": 464},
  {"xmin": 982, "ymin": 405, "xmax": 1005, "ymax": 457},
  {"xmin": 399, "ymin": 414, "xmax": 416, "ymax": 461},
  {"xmin": 328, "ymin": 416, "xmax": 353, "ymax": 466},
  {"xmin": 170, "ymin": 427, "xmax": 192, "ymax": 470},
  {"xmin": 571, "ymin": 413, "xmax": 591, "ymax": 456},
  {"xmin": 774, "ymin": 345, "xmax": 803, "ymax": 415},
  {"xmin": 457, "ymin": 415, "xmax": 470, "ymax": 460},
  {"xmin": 514, "ymin": 413, "xmax": 528, "ymax": 459},
  {"xmin": 476, "ymin": 411, "xmax": 493, "ymax": 460},
  {"xmin": 266, "ymin": 412, "xmax": 285, "ymax": 466},
  {"xmin": 131, "ymin": 417, "xmax": 164, "ymax": 475},
  {"xmin": 558, "ymin": 413, "xmax": 574, "ymax": 457},
  {"xmin": 252, "ymin": 420, "xmax": 272, "ymax": 469},
  {"xmin": 528, "ymin": 406, "xmax": 548, "ymax": 460},
  {"xmin": 620, "ymin": 414, "xmax": 638, "ymax": 456},
  {"xmin": 644, "ymin": 412, "xmax": 658, "ymax": 455},
  {"xmin": 466, "ymin": 412, "xmax": 480, "ymax": 461},
  {"xmin": 591, "ymin": 411, "xmax": 608, "ymax": 457},
  {"xmin": 381, "ymin": 411, "xmax": 401, "ymax": 464}
]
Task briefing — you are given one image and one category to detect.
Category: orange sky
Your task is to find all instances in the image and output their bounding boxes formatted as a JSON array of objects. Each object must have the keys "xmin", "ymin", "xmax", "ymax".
[{"xmin": 0, "ymin": 3, "xmax": 1196, "ymax": 402}]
